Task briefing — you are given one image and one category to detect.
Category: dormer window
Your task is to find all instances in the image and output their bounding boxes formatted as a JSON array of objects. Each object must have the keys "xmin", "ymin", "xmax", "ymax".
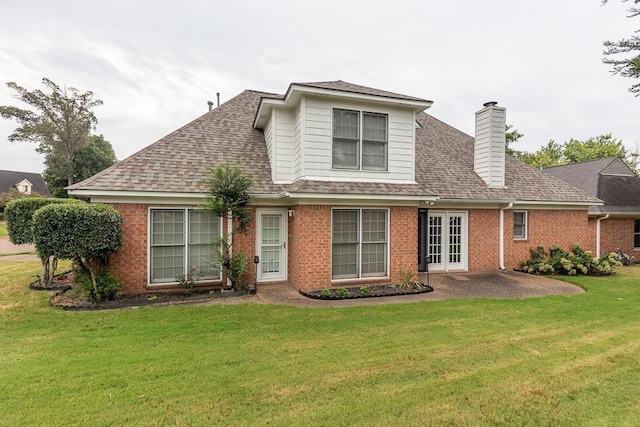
[{"xmin": 332, "ymin": 109, "xmax": 388, "ymax": 171}]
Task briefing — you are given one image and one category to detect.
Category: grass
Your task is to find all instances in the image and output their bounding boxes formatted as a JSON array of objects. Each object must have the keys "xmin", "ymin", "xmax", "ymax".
[
  {"xmin": 0, "ymin": 221, "xmax": 7, "ymax": 237},
  {"xmin": 1, "ymin": 263, "xmax": 640, "ymax": 426}
]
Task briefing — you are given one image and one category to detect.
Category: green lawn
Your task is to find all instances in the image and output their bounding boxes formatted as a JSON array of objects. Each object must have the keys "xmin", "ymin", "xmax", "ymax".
[
  {"xmin": 0, "ymin": 221, "xmax": 7, "ymax": 237},
  {"xmin": 1, "ymin": 262, "xmax": 639, "ymax": 426}
]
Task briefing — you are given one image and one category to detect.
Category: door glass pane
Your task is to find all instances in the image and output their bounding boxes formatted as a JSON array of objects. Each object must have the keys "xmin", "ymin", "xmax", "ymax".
[
  {"xmin": 429, "ymin": 216, "xmax": 442, "ymax": 264},
  {"xmin": 261, "ymin": 214, "xmax": 282, "ymax": 275},
  {"xmin": 449, "ymin": 216, "xmax": 462, "ymax": 264}
]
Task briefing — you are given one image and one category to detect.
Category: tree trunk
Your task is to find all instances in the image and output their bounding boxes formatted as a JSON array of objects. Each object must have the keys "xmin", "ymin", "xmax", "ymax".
[
  {"xmin": 40, "ymin": 257, "xmax": 50, "ymax": 287},
  {"xmin": 39, "ymin": 256, "xmax": 58, "ymax": 287}
]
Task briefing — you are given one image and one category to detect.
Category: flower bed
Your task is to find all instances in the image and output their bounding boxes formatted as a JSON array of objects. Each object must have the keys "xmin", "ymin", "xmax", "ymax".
[{"xmin": 300, "ymin": 283, "xmax": 433, "ymax": 300}]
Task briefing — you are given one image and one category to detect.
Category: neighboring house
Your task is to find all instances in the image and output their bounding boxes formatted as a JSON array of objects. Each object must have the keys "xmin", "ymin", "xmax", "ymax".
[
  {"xmin": 0, "ymin": 170, "xmax": 51, "ymax": 197},
  {"xmin": 68, "ymin": 81, "xmax": 600, "ymax": 295},
  {"xmin": 544, "ymin": 157, "xmax": 640, "ymax": 259}
]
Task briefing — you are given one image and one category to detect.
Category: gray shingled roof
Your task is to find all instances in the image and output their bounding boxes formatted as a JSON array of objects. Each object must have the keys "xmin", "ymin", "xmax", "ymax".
[
  {"xmin": 0, "ymin": 170, "xmax": 51, "ymax": 197},
  {"xmin": 68, "ymin": 90, "xmax": 286, "ymax": 195},
  {"xmin": 543, "ymin": 157, "xmax": 619, "ymax": 197},
  {"xmin": 69, "ymin": 83, "xmax": 599, "ymax": 205},
  {"xmin": 414, "ymin": 114, "xmax": 600, "ymax": 203},
  {"xmin": 291, "ymin": 80, "xmax": 431, "ymax": 103},
  {"xmin": 591, "ymin": 175, "xmax": 640, "ymax": 214}
]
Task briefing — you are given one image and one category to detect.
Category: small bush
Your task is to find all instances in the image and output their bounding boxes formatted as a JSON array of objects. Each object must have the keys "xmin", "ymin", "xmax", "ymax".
[
  {"xmin": 336, "ymin": 287, "xmax": 349, "ymax": 297},
  {"xmin": 76, "ymin": 268, "xmax": 124, "ymax": 302},
  {"xmin": 520, "ymin": 243, "xmax": 621, "ymax": 276},
  {"xmin": 359, "ymin": 286, "xmax": 369, "ymax": 296}
]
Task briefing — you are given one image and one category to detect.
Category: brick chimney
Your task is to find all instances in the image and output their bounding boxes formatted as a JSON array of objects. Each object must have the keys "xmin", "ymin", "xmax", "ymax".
[{"xmin": 474, "ymin": 101, "xmax": 506, "ymax": 188}]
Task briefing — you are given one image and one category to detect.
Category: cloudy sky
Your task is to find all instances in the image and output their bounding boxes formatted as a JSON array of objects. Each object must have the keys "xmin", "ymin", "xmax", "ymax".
[{"xmin": 1, "ymin": 0, "xmax": 638, "ymax": 173}]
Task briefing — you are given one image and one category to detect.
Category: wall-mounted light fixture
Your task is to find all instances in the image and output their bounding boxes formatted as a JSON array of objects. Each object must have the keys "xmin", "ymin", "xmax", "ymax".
[{"xmin": 288, "ymin": 209, "xmax": 295, "ymax": 217}]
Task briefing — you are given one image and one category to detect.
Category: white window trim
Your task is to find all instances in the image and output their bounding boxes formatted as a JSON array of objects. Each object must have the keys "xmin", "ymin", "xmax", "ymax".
[
  {"xmin": 330, "ymin": 207, "xmax": 390, "ymax": 281},
  {"xmin": 514, "ymin": 210, "xmax": 528, "ymax": 240},
  {"xmin": 331, "ymin": 108, "xmax": 389, "ymax": 171},
  {"xmin": 147, "ymin": 207, "xmax": 223, "ymax": 286}
]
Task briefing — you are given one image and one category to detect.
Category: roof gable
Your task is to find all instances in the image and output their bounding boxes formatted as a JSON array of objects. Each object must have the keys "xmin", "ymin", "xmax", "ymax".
[{"xmin": 0, "ymin": 170, "xmax": 51, "ymax": 197}]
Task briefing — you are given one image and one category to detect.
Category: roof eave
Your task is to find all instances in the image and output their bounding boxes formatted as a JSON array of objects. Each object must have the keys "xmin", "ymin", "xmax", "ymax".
[{"xmin": 254, "ymin": 83, "xmax": 433, "ymax": 129}]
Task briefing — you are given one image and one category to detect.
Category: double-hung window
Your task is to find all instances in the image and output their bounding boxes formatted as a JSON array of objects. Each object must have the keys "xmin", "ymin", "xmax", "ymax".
[
  {"xmin": 514, "ymin": 211, "xmax": 527, "ymax": 239},
  {"xmin": 150, "ymin": 209, "xmax": 221, "ymax": 284},
  {"xmin": 634, "ymin": 219, "xmax": 640, "ymax": 248},
  {"xmin": 332, "ymin": 209, "xmax": 388, "ymax": 279},
  {"xmin": 332, "ymin": 109, "xmax": 388, "ymax": 170}
]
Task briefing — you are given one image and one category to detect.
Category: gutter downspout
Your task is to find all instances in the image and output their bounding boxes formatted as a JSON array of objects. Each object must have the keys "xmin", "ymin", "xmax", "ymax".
[
  {"xmin": 596, "ymin": 214, "xmax": 609, "ymax": 258},
  {"xmin": 499, "ymin": 202, "xmax": 514, "ymax": 270}
]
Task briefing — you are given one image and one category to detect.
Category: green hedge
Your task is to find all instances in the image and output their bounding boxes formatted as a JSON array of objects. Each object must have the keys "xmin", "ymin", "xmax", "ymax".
[
  {"xmin": 32, "ymin": 203, "xmax": 122, "ymax": 260},
  {"xmin": 5, "ymin": 197, "xmax": 83, "ymax": 245}
]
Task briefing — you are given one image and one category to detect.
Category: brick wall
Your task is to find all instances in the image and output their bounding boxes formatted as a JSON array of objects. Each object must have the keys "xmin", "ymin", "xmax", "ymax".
[
  {"xmin": 600, "ymin": 218, "xmax": 635, "ymax": 259},
  {"xmin": 288, "ymin": 205, "xmax": 332, "ymax": 290},
  {"xmin": 468, "ymin": 209, "xmax": 500, "ymax": 271},
  {"xmin": 286, "ymin": 205, "xmax": 418, "ymax": 290},
  {"xmin": 106, "ymin": 202, "xmax": 596, "ymax": 294},
  {"xmin": 504, "ymin": 209, "xmax": 592, "ymax": 269},
  {"xmin": 108, "ymin": 203, "xmax": 148, "ymax": 294}
]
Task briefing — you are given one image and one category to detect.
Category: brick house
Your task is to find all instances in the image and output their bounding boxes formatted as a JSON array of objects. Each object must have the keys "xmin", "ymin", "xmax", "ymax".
[
  {"xmin": 544, "ymin": 156, "xmax": 640, "ymax": 260},
  {"xmin": 68, "ymin": 81, "xmax": 599, "ymax": 295}
]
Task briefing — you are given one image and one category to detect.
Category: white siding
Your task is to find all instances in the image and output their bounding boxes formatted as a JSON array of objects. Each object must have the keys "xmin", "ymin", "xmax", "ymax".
[
  {"xmin": 301, "ymin": 96, "xmax": 416, "ymax": 182},
  {"xmin": 293, "ymin": 103, "xmax": 304, "ymax": 178},
  {"xmin": 273, "ymin": 109, "xmax": 296, "ymax": 183},
  {"xmin": 264, "ymin": 111, "xmax": 275, "ymax": 180},
  {"xmin": 474, "ymin": 104, "xmax": 506, "ymax": 188}
]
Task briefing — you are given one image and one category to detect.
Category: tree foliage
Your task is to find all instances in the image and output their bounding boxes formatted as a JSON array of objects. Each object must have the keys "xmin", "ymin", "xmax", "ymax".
[
  {"xmin": 602, "ymin": 0, "xmax": 640, "ymax": 95},
  {"xmin": 43, "ymin": 134, "xmax": 117, "ymax": 198},
  {"xmin": 4, "ymin": 197, "xmax": 83, "ymax": 286},
  {"xmin": 202, "ymin": 162, "xmax": 253, "ymax": 234},
  {"xmin": 516, "ymin": 134, "xmax": 635, "ymax": 171},
  {"xmin": 0, "ymin": 78, "xmax": 103, "ymax": 186},
  {"xmin": 505, "ymin": 124, "xmax": 524, "ymax": 156},
  {"xmin": 33, "ymin": 203, "xmax": 122, "ymax": 300},
  {"xmin": 201, "ymin": 162, "xmax": 253, "ymax": 290}
]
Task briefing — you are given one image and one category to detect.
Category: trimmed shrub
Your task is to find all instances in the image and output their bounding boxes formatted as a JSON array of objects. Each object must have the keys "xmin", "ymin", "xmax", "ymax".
[
  {"xmin": 520, "ymin": 243, "xmax": 621, "ymax": 276},
  {"xmin": 5, "ymin": 197, "xmax": 83, "ymax": 244},
  {"xmin": 33, "ymin": 203, "xmax": 122, "ymax": 261},
  {"xmin": 33, "ymin": 203, "xmax": 123, "ymax": 301}
]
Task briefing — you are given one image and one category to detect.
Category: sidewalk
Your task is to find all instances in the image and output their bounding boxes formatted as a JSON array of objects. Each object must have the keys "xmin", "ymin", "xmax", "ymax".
[{"xmin": 0, "ymin": 237, "xmax": 39, "ymax": 262}]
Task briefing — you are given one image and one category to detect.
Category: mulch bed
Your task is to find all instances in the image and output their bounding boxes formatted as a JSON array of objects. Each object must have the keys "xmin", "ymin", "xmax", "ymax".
[
  {"xmin": 48, "ymin": 288, "xmax": 253, "ymax": 310},
  {"xmin": 300, "ymin": 283, "xmax": 433, "ymax": 300}
]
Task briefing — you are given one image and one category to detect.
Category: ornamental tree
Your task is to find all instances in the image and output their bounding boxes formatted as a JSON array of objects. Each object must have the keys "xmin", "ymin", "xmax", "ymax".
[
  {"xmin": 32, "ymin": 203, "xmax": 122, "ymax": 300},
  {"xmin": 201, "ymin": 162, "xmax": 253, "ymax": 290},
  {"xmin": 4, "ymin": 197, "xmax": 83, "ymax": 286}
]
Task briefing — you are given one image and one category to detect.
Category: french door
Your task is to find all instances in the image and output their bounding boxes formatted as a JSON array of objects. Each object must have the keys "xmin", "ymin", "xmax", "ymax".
[
  {"xmin": 256, "ymin": 210, "xmax": 287, "ymax": 282},
  {"xmin": 426, "ymin": 211, "xmax": 468, "ymax": 271}
]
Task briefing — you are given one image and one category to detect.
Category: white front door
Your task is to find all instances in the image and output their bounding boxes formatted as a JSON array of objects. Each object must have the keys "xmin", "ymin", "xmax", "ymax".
[
  {"xmin": 256, "ymin": 210, "xmax": 287, "ymax": 282},
  {"xmin": 428, "ymin": 211, "xmax": 468, "ymax": 271}
]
